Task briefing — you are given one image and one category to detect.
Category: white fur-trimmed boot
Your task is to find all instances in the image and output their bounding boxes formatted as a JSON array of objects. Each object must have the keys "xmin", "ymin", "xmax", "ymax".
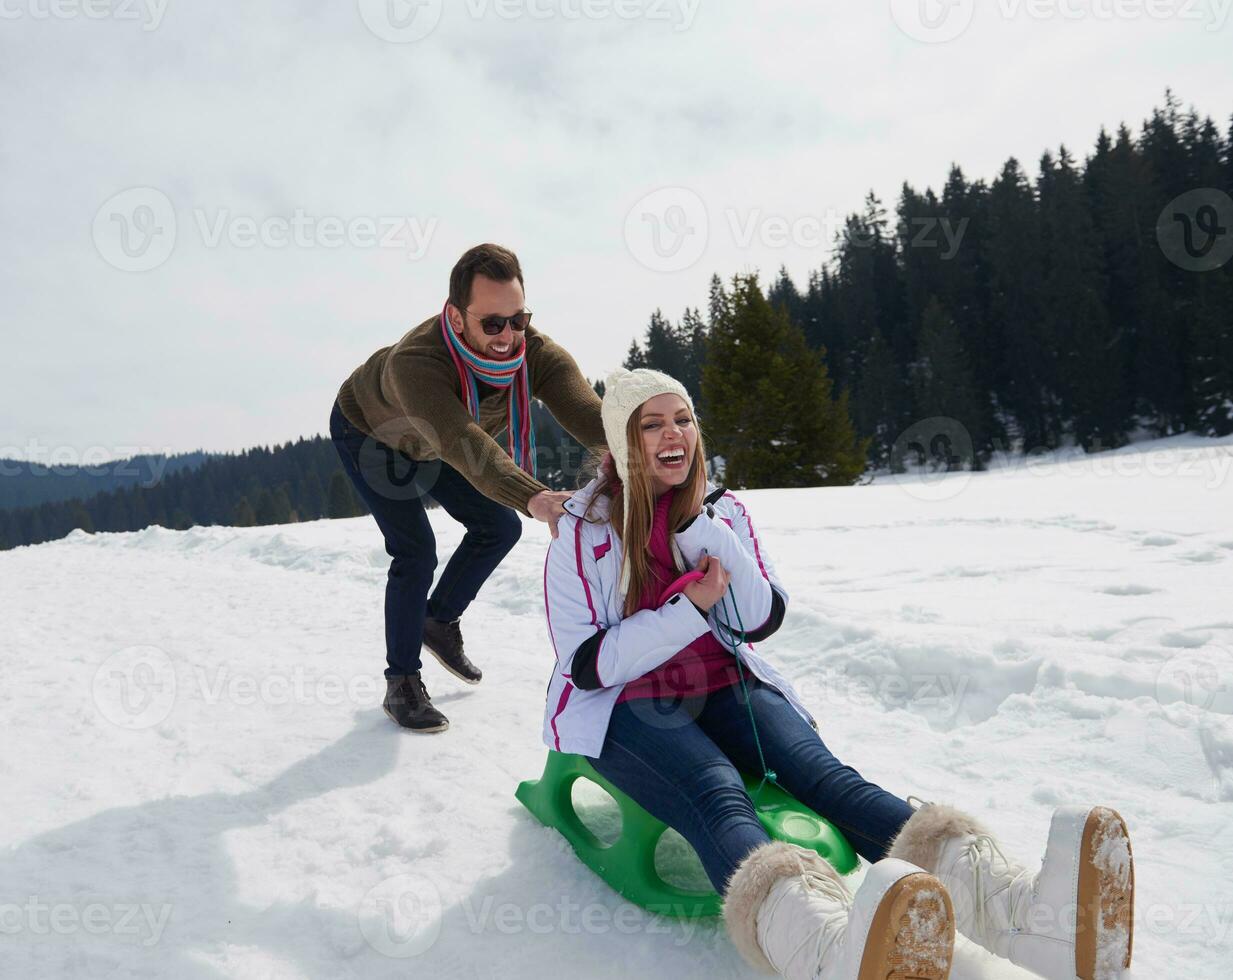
[
  {"xmin": 722, "ymin": 841, "xmax": 955, "ymax": 979},
  {"xmin": 887, "ymin": 802, "xmax": 1135, "ymax": 980}
]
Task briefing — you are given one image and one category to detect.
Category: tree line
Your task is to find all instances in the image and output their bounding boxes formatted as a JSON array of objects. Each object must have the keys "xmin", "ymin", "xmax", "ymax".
[
  {"xmin": 0, "ymin": 451, "xmax": 208, "ymax": 511},
  {"xmin": 0, "ymin": 438, "xmax": 370, "ymax": 551},
  {"xmin": 627, "ymin": 91, "xmax": 1233, "ymax": 476},
  {"xmin": 0, "ymin": 404, "xmax": 605, "ymax": 551}
]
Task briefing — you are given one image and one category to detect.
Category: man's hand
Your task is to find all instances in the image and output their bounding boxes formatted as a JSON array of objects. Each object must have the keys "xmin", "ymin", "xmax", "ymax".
[
  {"xmin": 683, "ymin": 554, "xmax": 730, "ymax": 611},
  {"xmin": 528, "ymin": 490, "xmax": 575, "ymax": 539}
]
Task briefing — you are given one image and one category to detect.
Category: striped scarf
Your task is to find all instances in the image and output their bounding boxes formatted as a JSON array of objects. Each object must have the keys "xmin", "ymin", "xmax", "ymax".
[{"xmin": 439, "ymin": 302, "xmax": 537, "ymax": 478}]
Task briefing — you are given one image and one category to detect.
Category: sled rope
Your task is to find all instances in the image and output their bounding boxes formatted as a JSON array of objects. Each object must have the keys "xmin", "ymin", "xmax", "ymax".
[{"xmin": 716, "ymin": 586, "xmax": 778, "ymax": 803}]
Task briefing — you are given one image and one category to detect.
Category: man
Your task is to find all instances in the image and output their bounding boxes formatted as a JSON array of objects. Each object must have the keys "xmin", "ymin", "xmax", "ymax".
[{"xmin": 330, "ymin": 244, "xmax": 606, "ymax": 732}]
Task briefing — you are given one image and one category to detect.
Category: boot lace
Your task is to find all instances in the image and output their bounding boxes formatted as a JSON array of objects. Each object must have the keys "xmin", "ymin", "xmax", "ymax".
[
  {"xmin": 760, "ymin": 863, "xmax": 852, "ymax": 978},
  {"xmin": 437, "ymin": 618, "xmax": 463, "ymax": 647},
  {"xmin": 956, "ymin": 833, "xmax": 1036, "ymax": 949},
  {"xmin": 396, "ymin": 674, "xmax": 431, "ymax": 705}
]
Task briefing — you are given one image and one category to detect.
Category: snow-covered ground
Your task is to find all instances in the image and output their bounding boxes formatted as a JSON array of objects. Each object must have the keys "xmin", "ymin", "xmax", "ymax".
[{"xmin": 3, "ymin": 432, "xmax": 1232, "ymax": 979}]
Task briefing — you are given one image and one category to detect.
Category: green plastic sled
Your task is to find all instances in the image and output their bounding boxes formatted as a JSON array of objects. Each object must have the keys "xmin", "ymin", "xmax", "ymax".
[{"xmin": 516, "ymin": 751, "xmax": 858, "ymax": 918}]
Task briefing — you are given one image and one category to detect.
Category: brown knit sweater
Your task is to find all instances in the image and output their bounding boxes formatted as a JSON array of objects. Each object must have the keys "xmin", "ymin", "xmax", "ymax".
[{"xmin": 336, "ymin": 313, "xmax": 606, "ymax": 517}]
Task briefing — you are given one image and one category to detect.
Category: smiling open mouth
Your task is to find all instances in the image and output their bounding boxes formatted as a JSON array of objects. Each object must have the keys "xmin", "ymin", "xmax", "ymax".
[{"xmin": 656, "ymin": 448, "xmax": 686, "ymax": 469}]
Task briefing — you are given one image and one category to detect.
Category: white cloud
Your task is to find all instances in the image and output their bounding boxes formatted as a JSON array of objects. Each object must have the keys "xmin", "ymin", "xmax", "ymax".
[{"xmin": 2, "ymin": 1, "xmax": 1229, "ymax": 457}]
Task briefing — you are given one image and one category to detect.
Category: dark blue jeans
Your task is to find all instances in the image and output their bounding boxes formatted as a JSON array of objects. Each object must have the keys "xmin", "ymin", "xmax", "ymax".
[
  {"xmin": 589, "ymin": 680, "xmax": 914, "ymax": 894},
  {"xmin": 329, "ymin": 400, "xmax": 523, "ymax": 679}
]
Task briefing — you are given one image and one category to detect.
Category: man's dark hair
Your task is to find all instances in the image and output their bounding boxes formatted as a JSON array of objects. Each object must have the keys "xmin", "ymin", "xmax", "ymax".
[{"xmin": 448, "ymin": 244, "xmax": 524, "ymax": 310}]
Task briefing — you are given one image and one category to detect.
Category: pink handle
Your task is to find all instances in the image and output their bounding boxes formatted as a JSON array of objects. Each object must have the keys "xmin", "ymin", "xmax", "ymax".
[{"xmin": 658, "ymin": 569, "xmax": 705, "ymax": 606}]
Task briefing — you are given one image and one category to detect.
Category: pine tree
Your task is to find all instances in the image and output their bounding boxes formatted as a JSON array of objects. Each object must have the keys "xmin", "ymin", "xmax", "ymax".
[
  {"xmin": 832, "ymin": 194, "xmax": 902, "ymax": 388},
  {"xmin": 909, "ymin": 298, "xmax": 988, "ymax": 466},
  {"xmin": 254, "ymin": 489, "xmax": 277, "ymax": 525},
  {"xmin": 129, "ymin": 489, "xmax": 150, "ymax": 530},
  {"xmin": 67, "ymin": 502, "xmax": 94, "ymax": 534},
  {"xmin": 797, "ymin": 267, "xmax": 840, "ymax": 353},
  {"xmin": 642, "ymin": 310, "xmax": 686, "ymax": 379},
  {"xmin": 702, "ymin": 274, "xmax": 868, "ymax": 488},
  {"xmin": 852, "ymin": 328, "xmax": 907, "ymax": 469},
  {"xmin": 1136, "ymin": 91, "xmax": 1191, "ymax": 432},
  {"xmin": 677, "ymin": 307, "xmax": 708, "ymax": 409},
  {"xmin": 102, "ymin": 494, "xmax": 131, "ymax": 532},
  {"xmin": 1182, "ymin": 110, "xmax": 1233, "ymax": 434},
  {"xmin": 623, "ymin": 339, "xmax": 647, "ymax": 369},
  {"xmin": 327, "ymin": 472, "xmax": 361, "ymax": 519},
  {"xmin": 706, "ymin": 273, "xmax": 730, "ymax": 331},
  {"xmin": 232, "ymin": 496, "xmax": 256, "ymax": 527},
  {"xmin": 302, "ymin": 469, "xmax": 326, "ymax": 521},
  {"xmin": 767, "ymin": 266, "xmax": 805, "ymax": 325},
  {"xmin": 1039, "ymin": 145, "xmax": 1131, "ymax": 449},
  {"xmin": 986, "ymin": 157, "xmax": 1052, "ymax": 450},
  {"xmin": 26, "ymin": 510, "xmax": 46, "ymax": 544},
  {"xmin": 1086, "ymin": 125, "xmax": 1146, "ymax": 436},
  {"xmin": 271, "ymin": 484, "xmax": 294, "ymax": 524},
  {"xmin": 937, "ymin": 167, "xmax": 996, "ymax": 413}
]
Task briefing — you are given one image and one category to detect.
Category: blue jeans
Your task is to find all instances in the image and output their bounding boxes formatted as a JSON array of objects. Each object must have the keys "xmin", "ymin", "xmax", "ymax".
[
  {"xmin": 329, "ymin": 399, "xmax": 523, "ymax": 678},
  {"xmin": 588, "ymin": 679, "xmax": 914, "ymax": 894}
]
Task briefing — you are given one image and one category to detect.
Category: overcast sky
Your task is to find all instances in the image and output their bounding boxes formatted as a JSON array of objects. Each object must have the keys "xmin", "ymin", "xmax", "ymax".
[{"xmin": 3, "ymin": 0, "xmax": 1231, "ymax": 463}]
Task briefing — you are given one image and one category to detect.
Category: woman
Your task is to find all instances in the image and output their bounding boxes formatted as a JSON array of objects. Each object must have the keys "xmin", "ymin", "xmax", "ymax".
[{"xmin": 540, "ymin": 368, "xmax": 1134, "ymax": 980}]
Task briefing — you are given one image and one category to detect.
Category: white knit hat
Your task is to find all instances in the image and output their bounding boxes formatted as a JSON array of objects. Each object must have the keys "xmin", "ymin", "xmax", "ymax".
[{"xmin": 601, "ymin": 367, "xmax": 697, "ymax": 595}]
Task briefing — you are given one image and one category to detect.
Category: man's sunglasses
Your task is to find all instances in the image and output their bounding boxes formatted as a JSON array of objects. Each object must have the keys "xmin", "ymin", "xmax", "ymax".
[{"xmin": 466, "ymin": 308, "xmax": 533, "ymax": 335}]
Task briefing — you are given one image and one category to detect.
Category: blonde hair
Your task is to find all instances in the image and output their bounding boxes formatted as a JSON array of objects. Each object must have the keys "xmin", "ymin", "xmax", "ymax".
[{"xmin": 583, "ymin": 407, "xmax": 708, "ymax": 618}]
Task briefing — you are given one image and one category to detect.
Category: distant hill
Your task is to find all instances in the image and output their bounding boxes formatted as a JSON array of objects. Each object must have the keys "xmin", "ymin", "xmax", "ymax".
[
  {"xmin": 0, "ymin": 400, "xmax": 596, "ymax": 551},
  {"xmin": 0, "ymin": 452, "xmax": 211, "ymax": 511}
]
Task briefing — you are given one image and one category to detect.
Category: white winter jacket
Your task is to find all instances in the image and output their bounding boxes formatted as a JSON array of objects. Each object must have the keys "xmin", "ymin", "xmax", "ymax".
[{"xmin": 539, "ymin": 477, "xmax": 814, "ymax": 757}]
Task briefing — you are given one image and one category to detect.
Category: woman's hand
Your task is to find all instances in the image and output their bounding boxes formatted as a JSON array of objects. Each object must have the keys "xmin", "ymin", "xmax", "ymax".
[{"xmin": 683, "ymin": 554, "xmax": 730, "ymax": 612}]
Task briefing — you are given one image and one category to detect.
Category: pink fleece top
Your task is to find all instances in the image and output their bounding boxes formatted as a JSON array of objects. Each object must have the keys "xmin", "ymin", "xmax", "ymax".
[{"xmin": 616, "ymin": 488, "xmax": 742, "ymax": 702}]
